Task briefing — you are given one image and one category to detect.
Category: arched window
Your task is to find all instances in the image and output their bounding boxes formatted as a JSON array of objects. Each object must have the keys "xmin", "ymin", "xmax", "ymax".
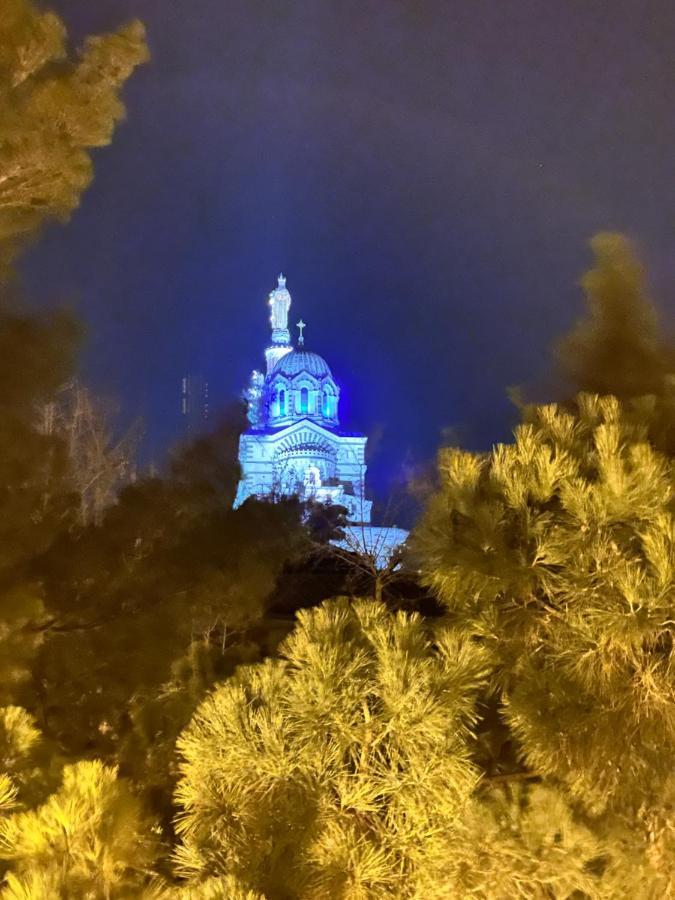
[
  {"xmin": 300, "ymin": 387, "xmax": 309, "ymax": 414},
  {"xmin": 278, "ymin": 388, "xmax": 286, "ymax": 416},
  {"xmin": 323, "ymin": 391, "xmax": 331, "ymax": 416}
]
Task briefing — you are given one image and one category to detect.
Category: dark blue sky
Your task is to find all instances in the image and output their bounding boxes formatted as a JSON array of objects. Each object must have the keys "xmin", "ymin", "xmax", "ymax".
[{"xmin": 24, "ymin": 0, "xmax": 675, "ymax": 497}]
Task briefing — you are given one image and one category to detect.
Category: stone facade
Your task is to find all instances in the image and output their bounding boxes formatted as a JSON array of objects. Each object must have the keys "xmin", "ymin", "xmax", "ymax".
[{"xmin": 234, "ymin": 274, "xmax": 372, "ymax": 523}]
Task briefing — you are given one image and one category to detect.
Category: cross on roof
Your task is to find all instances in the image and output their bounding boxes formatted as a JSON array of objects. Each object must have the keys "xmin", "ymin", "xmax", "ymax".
[{"xmin": 297, "ymin": 319, "xmax": 306, "ymax": 345}]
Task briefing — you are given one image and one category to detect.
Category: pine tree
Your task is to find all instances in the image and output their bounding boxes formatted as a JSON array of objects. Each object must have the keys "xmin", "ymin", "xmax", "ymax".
[
  {"xmin": 554, "ymin": 233, "xmax": 675, "ymax": 454},
  {"xmin": 0, "ymin": 759, "xmax": 158, "ymax": 898},
  {"xmin": 172, "ymin": 598, "xmax": 490, "ymax": 897},
  {"xmin": 556, "ymin": 234, "xmax": 671, "ymax": 399},
  {"xmin": 0, "ymin": 707, "xmax": 44, "ymax": 807},
  {"xmin": 0, "ymin": 0, "xmax": 148, "ymax": 705},
  {"xmin": 0, "ymin": 0, "xmax": 148, "ymax": 277},
  {"xmin": 0, "ymin": 777, "xmax": 16, "ymax": 818},
  {"xmin": 172, "ymin": 596, "xmax": 622, "ymax": 897},
  {"xmin": 172, "ymin": 876, "xmax": 266, "ymax": 899},
  {"xmin": 413, "ymin": 393, "xmax": 675, "ymax": 896},
  {"xmin": 0, "ymin": 310, "xmax": 81, "ymax": 705},
  {"xmin": 29, "ymin": 417, "xmax": 305, "ymax": 781},
  {"xmin": 0, "ymin": 711, "xmax": 158, "ymax": 896}
]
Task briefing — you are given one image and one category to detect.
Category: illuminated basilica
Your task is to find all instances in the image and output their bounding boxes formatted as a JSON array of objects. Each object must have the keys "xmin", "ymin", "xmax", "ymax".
[{"xmin": 234, "ymin": 274, "xmax": 372, "ymax": 522}]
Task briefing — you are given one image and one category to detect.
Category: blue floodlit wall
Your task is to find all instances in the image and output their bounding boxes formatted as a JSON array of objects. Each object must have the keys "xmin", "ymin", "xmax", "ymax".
[{"xmin": 234, "ymin": 273, "xmax": 407, "ymax": 559}]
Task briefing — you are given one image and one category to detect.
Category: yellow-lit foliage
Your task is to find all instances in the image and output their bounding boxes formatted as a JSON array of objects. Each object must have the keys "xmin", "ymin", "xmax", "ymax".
[
  {"xmin": 1, "ymin": 868, "xmax": 62, "ymax": 900},
  {"xmin": 0, "ymin": 707, "xmax": 40, "ymax": 774},
  {"xmin": 173, "ymin": 598, "xmax": 490, "ymax": 898},
  {"xmin": 0, "ymin": 0, "xmax": 149, "ymax": 278},
  {"xmin": 0, "ymin": 311, "xmax": 82, "ymax": 707},
  {"xmin": 414, "ymin": 393, "xmax": 675, "ymax": 894},
  {"xmin": 553, "ymin": 232, "xmax": 675, "ymax": 455},
  {"xmin": 172, "ymin": 598, "xmax": 621, "ymax": 898},
  {"xmin": 415, "ymin": 783, "xmax": 607, "ymax": 900},
  {"xmin": 556, "ymin": 234, "xmax": 672, "ymax": 403},
  {"xmin": 0, "ymin": 776, "xmax": 17, "ymax": 816},
  {"xmin": 0, "ymin": 0, "xmax": 146, "ymax": 715},
  {"xmin": 172, "ymin": 875, "xmax": 266, "ymax": 899},
  {"xmin": 127, "ymin": 872, "xmax": 268, "ymax": 899},
  {"xmin": 0, "ymin": 706, "xmax": 44, "ymax": 810},
  {"xmin": 0, "ymin": 760, "xmax": 157, "ymax": 898}
]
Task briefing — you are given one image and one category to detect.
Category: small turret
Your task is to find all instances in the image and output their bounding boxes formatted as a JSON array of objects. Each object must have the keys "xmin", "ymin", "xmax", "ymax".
[{"xmin": 243, "ymin": 369, "xmax": 265, "ymax": 429}]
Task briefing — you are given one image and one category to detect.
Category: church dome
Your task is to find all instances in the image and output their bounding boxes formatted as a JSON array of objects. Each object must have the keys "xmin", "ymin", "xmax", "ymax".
[{"xmin": 273, "ymin": 349, "xmax": 333, "ymax": 380}]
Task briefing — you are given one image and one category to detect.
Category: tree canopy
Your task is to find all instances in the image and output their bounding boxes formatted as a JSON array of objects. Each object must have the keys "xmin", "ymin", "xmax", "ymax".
[
  {"xmin": 412, "ymin": 393, "xmax": 675, "ymax": 896},
  {"xmin": 552, "ymin": 233, "xmax": 675, "ymax": 454},
  {"xmin": 0, "ymin": 0, "xmax": 148, "ymax": 278},
  {"xmin": 0, "ymin": 0, "xmax": 148, "ymax": 707},
  {"xmin": 173, "ymin": 597, "xmax": 490, "ymax": 897}
]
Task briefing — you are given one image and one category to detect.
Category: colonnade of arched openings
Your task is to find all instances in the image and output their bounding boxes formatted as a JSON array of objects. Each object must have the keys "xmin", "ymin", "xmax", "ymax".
[{"xmin": 270, "ymin": 381, "xmax": 338, "ymax": 421}]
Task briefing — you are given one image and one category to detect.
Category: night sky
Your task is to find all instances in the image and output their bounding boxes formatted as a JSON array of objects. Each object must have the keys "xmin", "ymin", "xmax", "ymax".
[{"xmin": 24, "ymin": 1, "xmax": 675, "ymax": 501}]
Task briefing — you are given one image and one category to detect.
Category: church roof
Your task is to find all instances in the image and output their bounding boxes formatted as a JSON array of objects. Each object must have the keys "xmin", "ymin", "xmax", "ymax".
[{"xmin": 272, "ymin": 348, "xmax": 333, "ymax": 379}]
